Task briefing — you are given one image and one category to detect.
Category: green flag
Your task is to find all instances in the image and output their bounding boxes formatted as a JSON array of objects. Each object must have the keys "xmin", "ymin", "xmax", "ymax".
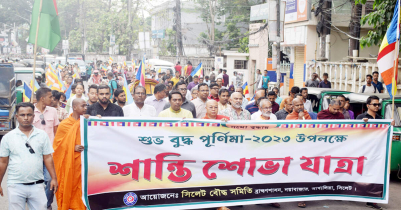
[{"xmin": 28, "ymin": 0, "xmax": 61, "ymax": 52}]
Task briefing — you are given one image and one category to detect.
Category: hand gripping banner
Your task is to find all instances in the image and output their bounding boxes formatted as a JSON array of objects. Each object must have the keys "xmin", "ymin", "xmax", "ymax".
[{"xmin": 80, "ymin": 118, "xmax": 393, "ymax": 210}]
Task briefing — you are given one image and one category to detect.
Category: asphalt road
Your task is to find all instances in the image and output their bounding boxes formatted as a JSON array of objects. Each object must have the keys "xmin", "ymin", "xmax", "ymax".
[{"xmin": 1, "ymin": 174, "xmax": 401, "ymax": 210}]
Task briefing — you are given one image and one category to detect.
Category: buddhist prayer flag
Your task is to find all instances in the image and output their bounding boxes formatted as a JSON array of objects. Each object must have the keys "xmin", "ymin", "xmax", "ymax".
[
  {"xmin": 23, "ymin": 82, "xmax": 33, "ymax": 102},
  {"xmin": 123, "ymin": 73, "xmax": 134, "ymax": 104},
  {"xmin": 108, "ymin": 57, "xmax": 113, "ymax": 65},
  {"xmin": 377, "ymin": 0, "xmax": 399, "ymax": 99},
  {"xmin": 242, "ymin": 82, "xmax": 250, "ymax": 101},
  {"xmin": 30, "ymin": 79, "xmax": 40, "ymax": 92},
  {"xmin": 190, "ymin": 62, "xmax": 203, "ymax": 77},
  {"xmin": 135, "ymin": 58, "xmax": 145, "ymax": 87},
  {"xmin": 28, "ymin": 0, "xmax": 61, "ymax": 52}
]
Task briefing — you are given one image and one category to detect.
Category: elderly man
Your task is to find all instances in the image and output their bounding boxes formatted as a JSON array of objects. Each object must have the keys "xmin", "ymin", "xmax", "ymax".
[
  {"xmin": 53, "ymin": 98, "xmax": 87, "ymax": 210},
  {"xmin": 317, "ymin": 100, "xmax": 345, "ymax": 119},
  {"xmin": 163, "ymin": 81, "xmax": 196, "ymax": 118},
  {"xmin": 251, "ymin": 98, "xmax": 277, "ymax": 120},
  {"xmin": 123, "ymin": 86, "xmax": 156, "ymax": 117},
  {"xmin": 192, "ymin": 83, "xmax": 209, "ymax": 118},
  {"xmin": 158, "ymin": 91, "xmax": 193, "ymax": 118},
  {"xmin": 145, "ymin": 83, "xmax": 167, "ymax": 116},
  {"xmin": 235, "ymin": 87, "xmax": 249, "ymax": 109},
  {"xmin": 218, "ymin": 89, "xmax": 231, "ymax": 112},
  {"xmin": 203, "ymin": 100, "xmax": 229, "ymax": 120},
  {"xmin": 286, "ymin": 98, "xmax": 312, "ymax": 120},
  {"xmin": 276, "ymin": 98, "xmax": 293, "ymax": 120},
  {"xmin": 219, "ymin": 92, "xmax": 251, "ymax": 120},
  {"xmin": 245, "ymin": 89, "xmax": 266, "ymax": 114}
]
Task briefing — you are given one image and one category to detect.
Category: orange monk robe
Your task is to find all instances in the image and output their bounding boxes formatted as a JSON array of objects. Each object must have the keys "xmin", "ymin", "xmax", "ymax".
[
  {"xmin": 285, "ymin": 110, "xmax": 312, "ymax": 120},
  {"xmin": 53, "ymin": 115, "xmax": 86, "ymax": 210}
]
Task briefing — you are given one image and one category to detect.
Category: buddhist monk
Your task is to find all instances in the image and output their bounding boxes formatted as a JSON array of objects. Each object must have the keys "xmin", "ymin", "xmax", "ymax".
[
  {"xmin": 285, "ymin": 98, "xmax": 312, "ymax": 120},
  {"xmin": 53, "ymin": 98, "xmax": 87, "ymax": 210}
]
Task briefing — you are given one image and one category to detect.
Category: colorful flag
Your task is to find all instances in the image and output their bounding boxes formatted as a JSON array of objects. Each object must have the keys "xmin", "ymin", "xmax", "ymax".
[
  {"xmin": 65, "ymin": 78, "xmax": 74, "ymax": 100},
  {"xmin": 28, "ymin": 0, "xmax": 61, "ymax": 52},
  {"xmin": 190, "ymin": 63, "xmax": 203, "ymax": 77},
  {"xmin": 108, "ymin": 57, "xmax": 113, "ymax": 65},
  {"xmin": 242, "ymin": 82, "xmax": 250, "ymax": 101},
  {"xmin": 46, "ymin": 68, "xmax": 63, "ymax": 91},
  {"xmin": 123, "ymin": 73, "xmax": 134, "ymax": 104},
  {"xmin": 158, "ymin": 67, "xmax": 162, "ymax": 73},
  {"xmin": 30, "ymin": 79, "xmax": 40, "ymax": 92},
  {"xmin": 135, "ymin": 58, "xmax": 145, "ymax": 87},
  {"xmin": 377, "ymin": 0, "xmax": 399, "ymax": 99},
  {"xmin": 23, "ymin": 82, "xmax": 33, "ymax": 102}
]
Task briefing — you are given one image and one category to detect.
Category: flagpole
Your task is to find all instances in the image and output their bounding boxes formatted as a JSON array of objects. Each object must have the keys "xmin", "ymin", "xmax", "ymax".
[
  {"xmin": 31, "ymin": 0, "xmax": 44, "ymax": 101},
  {"xmin": 393, "ymin": 0, "xmax": 400, "ymax": 119}
]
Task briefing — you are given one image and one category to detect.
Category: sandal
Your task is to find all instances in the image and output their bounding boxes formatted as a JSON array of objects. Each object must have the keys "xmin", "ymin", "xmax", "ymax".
[{"xmin": 298, "ymin": 202, "xmax": 307, "ymax": 208}]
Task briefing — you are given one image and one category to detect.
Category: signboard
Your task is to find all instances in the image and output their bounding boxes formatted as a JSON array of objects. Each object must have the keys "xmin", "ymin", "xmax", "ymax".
[
  {"xmin": 250, "ymin": 3, "xmax": 269, "ymax": 21},
  {"xmin": 285, "ymin": 0, "xmax": 309, "ymax": 23},
  {"xmin": 215, "ymin": 56, "xmax": 224, "ymax": 70},
  {"xmin": 110, "ymin": 34, "xmax": 116, "ymax": 46},
  {"xmin": 152, "ymin": 30, "xmax": 165, "ymax": 39},
  {"xmin": 283, "ymin": 26, "xmax": 306, "ymax": 45},
  {"xmin": 81, "ymin": 118, "xmax": 392, "ymax": 210},
  {"xmin": 62, "ymin": 40, "xmax": 69, "ymax": 50}
]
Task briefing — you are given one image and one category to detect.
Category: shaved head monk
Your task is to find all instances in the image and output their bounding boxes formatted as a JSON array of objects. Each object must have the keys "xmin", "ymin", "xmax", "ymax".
[
  {"xmin": 285, "ymin": 98, "xmax": 311, "ymax": 120},
  {"xmin": 203, "ymin": 100, "xmax": 229, "ymax": 120},
  {"xmin": 53, "ymin": 98, "xmax": 87, "ymax": 210}
]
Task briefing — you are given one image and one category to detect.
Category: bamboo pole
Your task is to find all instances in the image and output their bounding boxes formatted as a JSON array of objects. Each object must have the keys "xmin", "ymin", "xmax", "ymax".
[{"xmin": 31, "ymin": 0, "xmax": 44, "ymax": 101}]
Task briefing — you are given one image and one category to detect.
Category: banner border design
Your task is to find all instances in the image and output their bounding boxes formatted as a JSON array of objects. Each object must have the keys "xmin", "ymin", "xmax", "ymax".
[{"xmin": 81, "ymin": 118, "xmax": 392, "ymax": 210}]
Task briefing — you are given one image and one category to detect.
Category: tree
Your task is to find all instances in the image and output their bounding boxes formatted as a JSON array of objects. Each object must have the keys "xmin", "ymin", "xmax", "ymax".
[
  {"xmin": 357, "ymin": 0, "xmax": 397, "ymax": 48},
  {"xmin": 0, "ymin": 0, "xmax": 34, "ymax": 26}
]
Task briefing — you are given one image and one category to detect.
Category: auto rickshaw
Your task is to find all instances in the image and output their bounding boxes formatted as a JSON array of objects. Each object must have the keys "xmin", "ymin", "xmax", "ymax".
[
  {"xmin": 306, "ymin": 88, "xmax": 350, "ymax": 112},
  {"xmin": 344, "ymin": 93, "xmax": 401, "ymax": 173},
  {"xmin": 0, "ymin": 63, "xmax": 16, "ymax": 136},
  {"xmin": 129, "ymin": 79, "xmax": 159, "ymax": 96}
]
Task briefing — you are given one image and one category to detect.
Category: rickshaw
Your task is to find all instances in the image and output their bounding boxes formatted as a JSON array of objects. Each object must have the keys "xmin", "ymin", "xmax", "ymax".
[
  {"xmin": 0, "ymin": 63, "xmax": 16, "ymax": 136},
  {"xmin": 344, "ymin": 93, "xmax": 401, "ymax": 173},
  {"xmin": 14, "ymin": 67, "xmax": 46, "ymax": 104},
  {"xmin": 306, "ymin": 88, "xmax": 350, "ymax": 113},
  {"xmin": 129, "ymin": 79, "xmax": 159, "ymax": 96}
]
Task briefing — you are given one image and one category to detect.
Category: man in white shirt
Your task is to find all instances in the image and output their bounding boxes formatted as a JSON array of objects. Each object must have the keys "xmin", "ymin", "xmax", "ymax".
[
  {"xmin": 358, "ymin": 74, "xmax": 378, "ymax": 93},
  {"xmin": 123, "ymin": 86, "xmax": 156, "ymax": 117},
  {"xmin": 144, "ymin": 83, "xmax": 167, "ymax": 116},
  {"xmin": 192, "ymin": 83, "xmax": 209, "ymax": 118},
  {"xmin": 251, "ymin": 98, "xmax": 277, "ymax": 120},
  {"xmin": 300, "ymin": 88, "xmax": 313, "ymax": 113}
]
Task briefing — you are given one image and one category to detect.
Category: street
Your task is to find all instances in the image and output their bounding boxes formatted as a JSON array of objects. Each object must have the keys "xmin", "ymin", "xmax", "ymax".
[{"xmin": 1, "ymin": 174, "xmax": 401, "ymax": 210}]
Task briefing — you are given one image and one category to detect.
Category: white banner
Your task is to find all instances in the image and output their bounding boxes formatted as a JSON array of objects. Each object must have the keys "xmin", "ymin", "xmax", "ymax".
[{"xmin": 81, "ymin": 118, "xmax": 392, "ymax": 210}]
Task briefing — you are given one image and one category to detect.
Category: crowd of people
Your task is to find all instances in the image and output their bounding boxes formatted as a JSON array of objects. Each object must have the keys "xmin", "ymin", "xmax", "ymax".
[{"xmin": 0, "ymin": 59, "xmax": 395, "ymax": 210}]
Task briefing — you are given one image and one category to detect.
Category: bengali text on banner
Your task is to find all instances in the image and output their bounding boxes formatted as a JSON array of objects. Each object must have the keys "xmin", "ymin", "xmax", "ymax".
[{"xmin": 80, "ymin": 118, "xmax": 393, "ymax": 210}]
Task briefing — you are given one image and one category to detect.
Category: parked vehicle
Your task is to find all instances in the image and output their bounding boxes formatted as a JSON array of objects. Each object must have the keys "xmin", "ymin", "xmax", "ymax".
[
  {"xmin": 306, "ymin": 88, "xmax": 350, "ymax": 113},
  {"xmin": 14, "ymin": 68, "xmax": 45, "ymax": 104},
  {"xmin": 0, "ymin": 63, "xmax": 16, "ymax": 136}
]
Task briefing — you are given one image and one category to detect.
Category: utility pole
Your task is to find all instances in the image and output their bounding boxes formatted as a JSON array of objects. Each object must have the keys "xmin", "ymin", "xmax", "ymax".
[
  {"xmin": 349, "ymin": 1, "xmax": 362, "ymax": 61},
  {"xmin": 317, "ymin": 0, "xmax": 331, "ymax": 61},
  {"xmin": 276, "ymin": 0, "xmax": 281, "ymax": 95},
  {"xmin": 128, "ymin": 0, "xmax": 132, "ymax": 60},
  {"xmin": 79, "ymin": 0, "xmax": 85, "ymax": 54},
  {"xmin": 175, "ymin": 0, "xmax": 183, "ymax": 57}
]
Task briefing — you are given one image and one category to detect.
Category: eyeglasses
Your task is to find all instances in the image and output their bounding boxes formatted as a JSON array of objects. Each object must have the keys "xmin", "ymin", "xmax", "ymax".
[
  {"xmin": 25, "ymin": 142, "xmax": 35, "ymax": 154},
  {"xmin": 40, "ymin": 114, "xmax": 45, "ymax": 125},
  {"xmin": 369, "ymin": 103, "xmax": 381, "ymax": 107}
]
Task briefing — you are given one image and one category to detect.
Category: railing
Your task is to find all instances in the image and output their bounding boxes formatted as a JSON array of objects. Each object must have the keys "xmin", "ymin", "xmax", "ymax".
[
  {"xmin": 159, "ymin": 56, "xmax": 215, "ymax": 76},
  {"xmin": 305, "ymin": 61, "xmax": 401, "ymax": 94}
]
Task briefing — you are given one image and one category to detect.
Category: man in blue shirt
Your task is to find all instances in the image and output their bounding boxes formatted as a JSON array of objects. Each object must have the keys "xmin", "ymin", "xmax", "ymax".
[
  {"xmin": 372, "ymin": 71, "xmax": 384, "ymax": 93},
  {"xmin": 245, "ymin": 89, "xmax": 266, "ymax": 114},
  {"xmin": 262, "ymin": 70, "xmax": 270, "ymax": 91},
  {"xmin": 107, "ymin": 72, "xmax": 118, "ymax": 99}
]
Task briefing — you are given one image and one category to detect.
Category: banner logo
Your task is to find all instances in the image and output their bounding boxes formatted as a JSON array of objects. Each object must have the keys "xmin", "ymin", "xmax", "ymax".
[{"xmin": 123, "ymin": 192, "xmax": 138, "ymax": 206}]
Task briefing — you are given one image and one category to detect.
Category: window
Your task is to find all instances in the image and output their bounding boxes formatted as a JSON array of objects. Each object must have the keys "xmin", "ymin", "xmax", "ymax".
[
  {"xmin": 234, "ymin": 60, "xmax": 247, "ymax": 69},
  {"xmin": 365, "ymin": 2, "xmax": 374, "ymax": 15}
]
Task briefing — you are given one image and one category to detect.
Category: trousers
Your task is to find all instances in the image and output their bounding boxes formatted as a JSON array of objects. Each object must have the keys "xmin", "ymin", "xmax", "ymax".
[{"xmin": 7, "ymin": 183, "xmax": 47, "ymax": 210}]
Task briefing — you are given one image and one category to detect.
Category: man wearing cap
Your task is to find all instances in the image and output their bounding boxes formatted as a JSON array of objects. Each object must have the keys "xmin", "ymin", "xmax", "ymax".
[{"xmin": 88, "ymin": 70, "xmax": 103, "ymax": 85}]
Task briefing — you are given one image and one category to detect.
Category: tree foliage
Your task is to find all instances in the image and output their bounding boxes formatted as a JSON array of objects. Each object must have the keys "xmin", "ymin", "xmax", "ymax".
[
  {"xmin": 0, "ymin": 0, "xmax": 34, "ymax": 26},
  {"xmin": 357, "ymin": 0, "xmax": 397, "ymax": 48}
]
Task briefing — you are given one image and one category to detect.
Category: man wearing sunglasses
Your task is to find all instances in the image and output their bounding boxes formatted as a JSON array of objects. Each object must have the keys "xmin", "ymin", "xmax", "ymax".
[
  {"xmin": 0, "ymin": 102, "xmax": 58, "ymax": 209},
  {"xmin": 33, "ymin": 87, "xmax": 59, "ymax": 209}
]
